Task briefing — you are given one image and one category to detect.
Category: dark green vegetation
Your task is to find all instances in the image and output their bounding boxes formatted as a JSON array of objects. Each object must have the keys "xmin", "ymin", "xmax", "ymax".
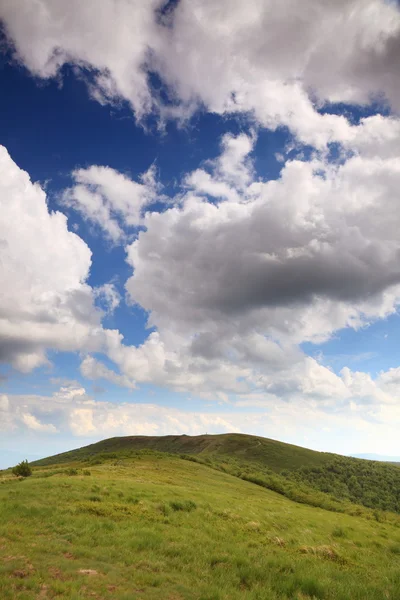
[
  {"xmin": 34, "ymin": 433, "xmax": 400, "ymax": 514},
  {"xmin": 11, "ymin": 461, "xmax": 32, "ymax": 478},
  {"xmin": 2, "ymin": 451, "xmax": 400, "ymax": 599}
]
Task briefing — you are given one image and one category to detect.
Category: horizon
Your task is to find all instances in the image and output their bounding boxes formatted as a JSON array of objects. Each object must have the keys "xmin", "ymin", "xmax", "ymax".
[
  {"xmin": 2, "ymin": 431, "xmax": 400, "ymax": 471},
  {"xmin": 2, "ymin": 0, "xmax": 400, "ymax": 463}
]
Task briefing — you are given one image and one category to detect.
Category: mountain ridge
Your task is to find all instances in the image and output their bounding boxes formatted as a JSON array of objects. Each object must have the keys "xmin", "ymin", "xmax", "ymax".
[{"xmin": 30, "ymin": 432, "xmax": 400, "ymax": 515}]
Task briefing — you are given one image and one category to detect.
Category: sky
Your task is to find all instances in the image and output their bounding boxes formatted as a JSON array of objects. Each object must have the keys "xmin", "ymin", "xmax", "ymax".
[{"xmin": 2, "ymin": 0, "xmax": 400, "ymax": 468}]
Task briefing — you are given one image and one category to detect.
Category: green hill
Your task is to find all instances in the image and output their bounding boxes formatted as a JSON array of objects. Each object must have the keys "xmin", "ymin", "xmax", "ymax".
[
  {"xmin": 2, "ymin": 452, "xmax": 400, "ymax": 599},
  {"xmin": 32, "ymin": 433, "xmax": 332, "ymax": 471},
  {"xmin": 32, "ymin": 433, "xmax": 400, "ymax": 515}
]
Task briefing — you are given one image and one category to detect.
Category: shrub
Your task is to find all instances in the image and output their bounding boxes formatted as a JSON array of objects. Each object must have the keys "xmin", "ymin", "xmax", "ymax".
[
  {"xmin": 332, "ymin": 526, "xmax": 347, "ymax": 538},
  {"xmin": 83, "ymin": 470, "xmax": 91, "ymax": 476},
  {"xmin": 89, "ymin": 495, "xmax": 102, "ymax": 502},
  {"xmin": 65, "ymin": 468, "xmax": 78, "ymax": 476},
  {"xmin": 169, "ymin": 500, "xmax": 197, "ymax": 512},
  {"xmin": 12, "ymin": 460, "xmax": 32, "ymax": 478}
]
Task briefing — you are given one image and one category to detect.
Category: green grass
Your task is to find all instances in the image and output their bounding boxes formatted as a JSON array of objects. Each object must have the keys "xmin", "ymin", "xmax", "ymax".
[
  {"xmin": 32, "ymin": 433, "xmax": 332, "ymax": 472},
  {"xmin": 2, "ymin": 454, "xmax": 400, "ymax": 599},
  {"xmin": 31, "ymin": 433, "xmax": 400, "ymax": 514}
]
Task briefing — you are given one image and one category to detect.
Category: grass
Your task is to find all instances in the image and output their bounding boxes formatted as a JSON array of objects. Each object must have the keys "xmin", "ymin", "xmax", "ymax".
[
  {"xmin": 31, "ymin": 433, "xmax": 333, "ymax": 472},
  {"xmin": 32, "ymin": 433, "xmax": 400, "ymax": 514},
  {"xmin": 2, "ymin": 453, "xmax": 400, "ymax": 599}
]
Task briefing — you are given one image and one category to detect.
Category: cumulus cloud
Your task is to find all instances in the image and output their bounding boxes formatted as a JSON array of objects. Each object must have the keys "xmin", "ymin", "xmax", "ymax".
[
  {"xmin": 21, "ymin": 413, "xmax": 58, "ymax": 433},
  {"xmin": 80, "ymin": 355, "xmax": 136, "ymax": 390},
  {"xmin": 0, "ymin": 395, "xmax": 9, "ymax": 412},
  {"xmin": 2, "ymin": 385, "xmax": 240, "ymax": 439},
  {"xmin": 102, "ymin": 129, "xmax": 400, "ymax": 397},
  {"xmin": 3, "ymin": 127, "xmax": 400, "ymax": 410},
  {"xmin": 0, "ymin": 0, "xmax": 163, "ymax": 117},
  {"xmin": 0, "ymin": 146, "xmax": 107, "ymax": 371},
  {"xmin": 2, "ymin": 380, "xmax": 400, "ymax": 455},
  {"xmin": 94, "ymin": 284, "xmax": 121, "ymax": 315},
  {"xmin": 156, "ymin": 0, "xmax": 400, "ymax": 144},
  {"xmin": 2, "ymin": 1, "xmax": 400, "ymax": 146},
  {"xmin": 3, "ymin": 2, "xmax": 400, "ymax": 428},
  {"xmin": 62, "ymin": 165, "xmax": 160, "ymax": 242},
  {"xmin": 0, "ymin": 147, "xmax": 131, "ymax": 373}
]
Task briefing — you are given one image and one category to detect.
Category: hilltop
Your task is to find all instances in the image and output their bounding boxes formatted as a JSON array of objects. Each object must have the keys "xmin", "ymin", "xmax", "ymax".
[
  {"xmin": 32, "ymin": 433, "xmax": 333, "ymax": 471},
  {"xmin": 2, "ymin": 450, "xmax": 400, "ymax": 599},
  {"xmin": 32, "ymin": 433, "xmax": 400, "ymax": 515}
]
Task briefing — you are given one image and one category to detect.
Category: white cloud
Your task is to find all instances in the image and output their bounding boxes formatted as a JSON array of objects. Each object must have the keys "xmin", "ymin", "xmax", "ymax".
[
  {"xmin": 156, "ymin": 0, "xmax": 400, "ymax": 145},
  {"xmin": 62, "ymin": 165, "xmax": 160, "ymax": 242},
  {"xmin": 21, "ymin": 413, "xmax": 58, "ymax": 433},
  {"xmin": 70, "ymin": 408, "xmax": 96, "ymax": 436},
  {"xmin": 2, "ymin": 380, "xmax": 400, "ymax": 455},
  {"xmin": 80, "ymin": 355, "xmax": 136, "ymax": 390},
  {"xmin": 2, "ymin": 1, "xmax": 400, "ymax": 146},
  {"xmin": 4, "ymin": 129, "xmax": 400, "ymax": 412},
  {"xmin": 0, "ymin": 0, "xmax": 162, "ymax": 117},
  {"xmin": 94, "ymin": 283, "xmax": 121, "ymax": 315},
  {"xmin": 99, "ymin": 130, "xmax": 400, "ymax": 397},
  {"xmin": 0, "ymin": 395, "xmax": 9, "ymax": 412},
  {"xmin": 2, "ymin": 385, "xmax": 241, "ymax": 439},
  {"xmin": 0, "ymin": 145, "xmax": 110, "ymax": 371}
]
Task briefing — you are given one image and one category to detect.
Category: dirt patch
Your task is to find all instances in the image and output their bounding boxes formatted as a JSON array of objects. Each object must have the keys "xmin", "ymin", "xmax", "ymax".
[
  {"xmin": 3, "ymin": 555, "xmax": 27, "ymax": 562},
  {"xmin": 12, "ymin": 569, "xmax": 29, "ymax": 578},
  {"xmin": 272, "ymin": 536, "xmax": 286, "ymax": 547},
  {"xmin": 78, "ymin": 568, "xmax": 99, "ymax": 576},
  {"xmin": 246, "ymin": 521, "xmax": 261, "ymax": 530},
  {"xmin": 11, "ymin": 562, "xmax": 34, "ymax": 579},
  {"xmin": 63, "ymin": 552, "xmax": 75, "ymax": 560},
  {"xmin": 37, "ymin": 584, "xmax": 48, "ymax": 598},
  {"xmin": 299, "ymin": 544, "xmax": 346, "ymax": 563},
  {"xmin": 48, "ymin": 567, "xmax": 67, "ymax": 580}
]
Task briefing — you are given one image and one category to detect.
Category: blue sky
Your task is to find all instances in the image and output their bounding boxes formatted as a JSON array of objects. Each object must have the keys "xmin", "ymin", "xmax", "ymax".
[{"xmin": 2, "ymin": 0, "xmax": 400, "ymax": 468}]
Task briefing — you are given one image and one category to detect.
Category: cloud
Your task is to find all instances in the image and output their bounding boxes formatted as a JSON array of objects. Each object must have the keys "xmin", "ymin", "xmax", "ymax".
[
  {"xmin": 156, "ymin": 0, "xmax": 400, "ymax": 144},
  {"xmin": 3, "ymin": 380, "xmax": 400, "ymax": 455},
  {"xmin": 0, "ymin": 395, "xmax": 9, "ymax": 412},
  {"xmin": 21, "ymin": 413, "xmax": 58, "ymax": 433},
  {"xmin": 62, "ymin": 165, "xmax": 160, "ymax": 242},
  {"xmin": 0, "ymin": 146, "xmax": 109, "ymax": 371},
  {"xmin": 99, "ymin": 129, "xmax": 400, "ymax": 396},
  {"xmin": 2, "ymin": 385, "xmax": 241, "ymax": 439},
  {"xmin": 2, "ymin": 1, "xmax": 400, "ymax": 456},
  {"xmin": 2, "ymin": 1, "xmax": 400, "ymax": 145},
  {"xmin": 80, "ymin": 355, "xmax": 136, "ymax": 389},
  {"xmin": 94, "ymin": 283, "xmax": 121, "ymax": 315},
  {"xmin": 0, "ymin": 147, "xmax": 132, "ymax": 374},
  {"xmin": 0, "ymin": 0, "xmax": 163, "ymax": 117},
  {"xmin": 4, "ymin": 127, "xmax": 400, "ymax": 408}
]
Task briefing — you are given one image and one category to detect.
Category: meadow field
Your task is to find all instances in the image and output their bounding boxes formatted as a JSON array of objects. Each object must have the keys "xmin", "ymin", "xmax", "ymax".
[{"xmin": 1, "ymin": 446, "xmax": 400, "ymax": 599}]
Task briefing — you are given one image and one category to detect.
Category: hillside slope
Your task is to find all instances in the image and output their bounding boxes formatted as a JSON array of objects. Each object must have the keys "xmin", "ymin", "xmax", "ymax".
[
  {"xmin": 31, "ymin": 433, "xmax": 400, "ymax": 514},
  {"xmin": 32, "ymin": 433, "xmax": 334, "ymax": 471},
  {"xmin": 1, "ymin": 453, "xmax": 400, "ymax": 599}
]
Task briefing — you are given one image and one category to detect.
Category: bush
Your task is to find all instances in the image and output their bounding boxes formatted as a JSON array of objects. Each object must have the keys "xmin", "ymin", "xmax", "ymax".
[
  {"xmin": 169, "ymin": 500, "xmax": 197, "ymax": 512},
  {"xmin": 65, "ymin": 468, "xmax": 78, "ymax": 476},
  {"xmin": 12, "ymin": 460, "xmax": 32, "ymax": 478}
]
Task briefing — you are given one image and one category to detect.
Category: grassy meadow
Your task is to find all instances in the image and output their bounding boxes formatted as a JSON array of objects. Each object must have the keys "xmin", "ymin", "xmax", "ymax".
[
  {"xmin": 1, "ymin": 451, "xmax": 400, "ymax": 599},
  {"xmin": 33, "ymin": 434, "xmax": 400, "ymax": 514}
]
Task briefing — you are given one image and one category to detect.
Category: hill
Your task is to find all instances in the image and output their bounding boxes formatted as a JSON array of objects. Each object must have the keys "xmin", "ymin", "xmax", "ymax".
[
  {"xmin": 2, "ymin": 452, "xmax": 400, "ymax": 599},
  {"xmin": 32, "ymin": 433, "xmax": 400, "ymax": 515},
  {"xmin": 32, "ymin": 433, "xmax": 333, "ymax": 471}
]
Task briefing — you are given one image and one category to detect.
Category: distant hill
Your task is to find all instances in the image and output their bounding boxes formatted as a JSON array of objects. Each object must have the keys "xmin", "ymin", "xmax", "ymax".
[
  {"xmin": 32, "ymin": 433, "xmax": 334, "ymax": 471},
  {"xmin": 32, "ymin": 433, "xmax": 400, "ymax": 514}
]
